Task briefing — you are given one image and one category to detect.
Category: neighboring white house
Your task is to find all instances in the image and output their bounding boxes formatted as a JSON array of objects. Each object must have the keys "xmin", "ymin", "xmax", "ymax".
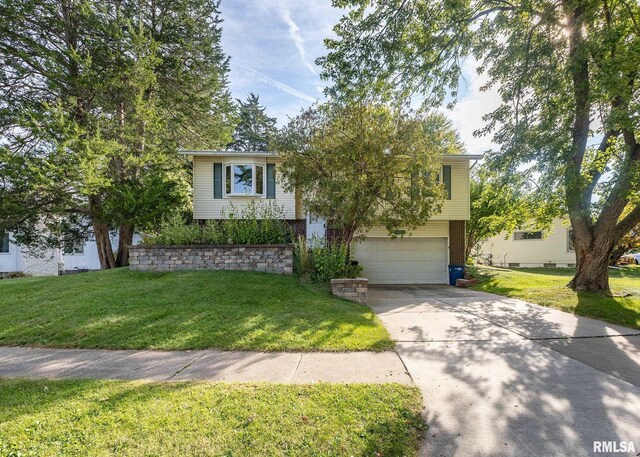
[
  {"xmin": 180, "ymin": 149, "xmax": 481, "ymax": 285},
  {"xmin": 478, "ymin": 218, "xmax": 576, "ymax": 268},
  {"xmin": 0, "ymin": 231, "xmax": 142, "ymax": 275},
  {"xmin": 0, "ymin": 232, "xmax": 60, "ymax": 276}
]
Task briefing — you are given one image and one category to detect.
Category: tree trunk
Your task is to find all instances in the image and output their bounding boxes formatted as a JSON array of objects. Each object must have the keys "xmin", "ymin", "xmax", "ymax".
[
  {"xmin": 609, "ymin": 245, "xmax": 628, "ymax": 266},
  {"xmin": 116, "ymin": 223, "xmax": 135, "ymax": 267},
  {"xmin": 465, "ymin": 232, "xmax": 477, "ymax": 261},
  {"xmin": 93, "ymin": 219, "xmax": 116, "ymax": 269},
  {"xmin": 568, "ymin": 230, "xmax": 614, "ymax": 293}
]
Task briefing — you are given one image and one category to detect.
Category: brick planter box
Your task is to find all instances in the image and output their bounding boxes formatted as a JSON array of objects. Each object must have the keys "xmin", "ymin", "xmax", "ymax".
[
  {"xmin": 330, "ymin": 278, "xmax": 368, "ymax": 305},
  {"xmin": 129, "ymin": 244, "xmax": 293, "ymax": 275}
]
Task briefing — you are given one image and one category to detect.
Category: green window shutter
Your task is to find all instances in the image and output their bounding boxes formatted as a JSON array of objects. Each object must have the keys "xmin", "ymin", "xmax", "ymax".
[
  {"xmin": 266, "ymin": 163, "xmax": 276, "ymax": 199},
  {"xmin": 213, "ymin": 163, "xmax": 223, "ymax": 199},
  {"xmin": 443, "ymin": 165, "xmax": 452, "ymax": 200}
]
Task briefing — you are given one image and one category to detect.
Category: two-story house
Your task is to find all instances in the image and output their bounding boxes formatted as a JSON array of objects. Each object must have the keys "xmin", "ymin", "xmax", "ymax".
[{"xmin": 179, "ymin": 150, "xmax": 481, "ymax": 284}]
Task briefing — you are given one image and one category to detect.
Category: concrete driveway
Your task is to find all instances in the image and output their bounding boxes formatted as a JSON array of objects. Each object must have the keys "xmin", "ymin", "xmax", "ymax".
[{"xmin": 369, "ymin": 285, "xmax": 640, "ymax": 457}]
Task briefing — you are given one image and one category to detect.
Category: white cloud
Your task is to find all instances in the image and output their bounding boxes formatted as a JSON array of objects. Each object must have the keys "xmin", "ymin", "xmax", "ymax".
[
  {"xmin": 282, "ymin": 8, "xmax": 318, "ymax": 75},
  {"xmin": 445, "ymin": 58, "xmax": 501, "ymax": 154},
  {"xmin": 240, "ymin": 66, "xmax": 318, "ymax": 104}
]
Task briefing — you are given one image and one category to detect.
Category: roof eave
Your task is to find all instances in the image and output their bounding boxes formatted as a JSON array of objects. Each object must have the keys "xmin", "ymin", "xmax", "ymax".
[{"xmin": 177, "ymin": 150, "xmax": 279, "ymax": 157}]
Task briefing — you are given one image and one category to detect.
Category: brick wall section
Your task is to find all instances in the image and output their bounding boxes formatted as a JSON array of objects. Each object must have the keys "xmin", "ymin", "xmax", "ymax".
[
  {"xmin": 330, "ymin": 278, "xmax": 368, "ymax": 305},
  {"xmin": 129, "ymin": 245, "xmax": 293, "ymax": 274},
  {"xmin": 449, "ymin": 220, "xmax": 466, "ymax": 265}
]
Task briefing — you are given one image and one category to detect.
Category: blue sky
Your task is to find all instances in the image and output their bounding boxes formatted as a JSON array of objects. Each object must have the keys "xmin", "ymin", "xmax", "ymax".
[{"xmin": 219, "ymin": 0, "xmax": 498, "ymax": 154}]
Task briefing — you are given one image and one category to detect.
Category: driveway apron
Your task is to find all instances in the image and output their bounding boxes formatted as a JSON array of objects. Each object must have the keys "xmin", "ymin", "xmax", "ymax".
[{"xmin": 369, "ymin": 285, "xmax": 640, "ymax": 457}]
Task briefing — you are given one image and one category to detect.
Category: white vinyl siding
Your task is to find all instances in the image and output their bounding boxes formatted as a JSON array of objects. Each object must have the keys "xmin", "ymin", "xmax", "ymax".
[
  {"xmin": 479, "ymin": 218, "xmax": 577, "ymax": 267},
  {"xmin": 193, "ymin": 155, "xmax": 296, "ymax": 219}
]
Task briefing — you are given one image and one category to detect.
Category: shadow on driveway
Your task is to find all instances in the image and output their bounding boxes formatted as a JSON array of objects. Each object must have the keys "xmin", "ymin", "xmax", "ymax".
[{"xmin": 369, "ymin": 285, "xmax": 640, "ymax": 457}]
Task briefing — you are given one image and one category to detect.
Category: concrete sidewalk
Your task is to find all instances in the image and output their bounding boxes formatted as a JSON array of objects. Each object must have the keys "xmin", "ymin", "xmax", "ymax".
[
  {"xmin": 0, "ymin": 347, "xmax": 412, "ymax": 384},
  {"xmin": 369, "ymin": 285, "xmax": 640, "ymax": 457}
]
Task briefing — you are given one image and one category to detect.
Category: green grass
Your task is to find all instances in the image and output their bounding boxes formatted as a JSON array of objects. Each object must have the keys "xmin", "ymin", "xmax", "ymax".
[
  {"xmin": 0, "ymin": 379, "xmax": 425, "ymax": 456},
  {"xmin": 0, "ymin": 269, "xmax": 392, "ymax": 351},
  {"xmin": 472, "ymin": 266, "xmax": 640, "ymax": 329}
]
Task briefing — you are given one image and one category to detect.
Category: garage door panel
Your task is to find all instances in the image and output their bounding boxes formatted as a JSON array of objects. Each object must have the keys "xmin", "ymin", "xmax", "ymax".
[{"xmin": 353, "ymin": 237, "xmax": 448, "ymax": 285}]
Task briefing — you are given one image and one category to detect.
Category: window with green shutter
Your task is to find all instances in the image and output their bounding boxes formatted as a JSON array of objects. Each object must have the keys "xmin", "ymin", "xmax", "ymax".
[
  {"xmin": 213, "ymin": 163, "xmax": 223, "ymax": 199},
  {"xmin": 266, "ymin": 163, "xmax": 276, "ymax": 199},
  {"xmin": 442, "ymin": 165, "xmax": 452, "ymax": 200}
]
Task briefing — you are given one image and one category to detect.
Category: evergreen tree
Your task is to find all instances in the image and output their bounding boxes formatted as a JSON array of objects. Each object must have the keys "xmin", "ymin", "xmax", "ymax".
[
  {"xmin": 228, "ymin": 93, "xmax": 277, "ymax": 151},
  {"xmin": 0, "ymin": 0, "xmax": 235, "ymax": 267}
]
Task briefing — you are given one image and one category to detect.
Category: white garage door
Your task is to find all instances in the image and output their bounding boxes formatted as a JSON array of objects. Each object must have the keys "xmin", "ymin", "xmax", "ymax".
[{"xmin": 353, "ymin": 237, "xmax": 448, "ymax": 284}]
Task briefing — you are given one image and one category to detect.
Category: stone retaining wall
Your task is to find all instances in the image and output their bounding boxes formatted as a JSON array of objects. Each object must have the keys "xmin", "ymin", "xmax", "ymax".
[
  {"xmin": 330, "ymin": 278, "xmax": 368, "ymax": 305},
  {"xmin": 129, "ymin": 244, "xmax": 293, "ymax": 274}
]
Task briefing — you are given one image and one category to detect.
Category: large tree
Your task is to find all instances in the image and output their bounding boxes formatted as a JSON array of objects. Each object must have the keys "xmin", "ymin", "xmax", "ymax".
[
  {"xmin": 276, "ymin": 103, "xmax": 463, "ymax": 245},
  {"xmin": 320, "ymin": 0, "xmax": 640, "ymax": 293},
  {"xmin": 228, "ymin": 93, "xmax": 278, "ymax": 151},
  {"xmin": 0, "ymin": 0, "xmax": 234, "ymax": 267}
]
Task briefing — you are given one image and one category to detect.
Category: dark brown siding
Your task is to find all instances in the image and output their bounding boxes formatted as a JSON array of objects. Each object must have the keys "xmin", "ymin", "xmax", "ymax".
[{"xmin": 449, "ymin": 220, "xmax": 466, "ymax": 265}]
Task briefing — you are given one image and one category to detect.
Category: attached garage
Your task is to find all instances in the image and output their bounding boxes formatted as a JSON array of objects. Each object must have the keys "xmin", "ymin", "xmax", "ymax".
[{"xmin": 353, "ymin": 237, "xmax": 449, "ymax": 284}]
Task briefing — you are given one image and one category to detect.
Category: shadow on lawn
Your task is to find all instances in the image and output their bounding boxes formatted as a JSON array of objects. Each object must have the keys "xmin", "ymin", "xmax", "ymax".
[
  {"xmin": 0, "ymin": 269, "xmax": 393, "ymax": 351},
  {"xmin": 475, "ymin": 269, "xmax": 640, "ymax": 330}
]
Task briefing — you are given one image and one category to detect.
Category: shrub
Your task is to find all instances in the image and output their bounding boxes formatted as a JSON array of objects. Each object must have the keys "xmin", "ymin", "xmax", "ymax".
[
  {"xmin": 144, "ymin": 214, "xmax": 203, "ymax": 245},
  {"xmin": 1, "ymin": 271, "xmax": 30, "ymax": 280},
  {"xmin": 221, "ymin": 202, "xmax": 293, "ymax": 244},
  {"xmin": 143, "ymin": 202, "xmax": 293, "ymax": 246},
  {"xmin": 299, "ymin": 239, "xmax": 363, "ymax": 283},
  {"xmin": 293, "ymin": 235, "xmax": 313, "ymax": 278}
]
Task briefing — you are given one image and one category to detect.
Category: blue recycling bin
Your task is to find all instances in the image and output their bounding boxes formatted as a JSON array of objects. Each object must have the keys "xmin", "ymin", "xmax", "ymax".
[{"xmin": 448, "ymin": 264, "xmax": 465, "ymax": 286}]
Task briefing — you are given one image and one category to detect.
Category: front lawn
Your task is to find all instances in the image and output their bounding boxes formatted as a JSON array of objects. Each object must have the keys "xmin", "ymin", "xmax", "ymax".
[
  {"xmin": 0, "ymin": 269, "xmax": 392, "ymax": 351},
  {"xmin": 472, "ymin": 266, "xmax": 640, "ymax": 329},
  {"xmin": 0, "ymin": 379, "xmax": 425, "ymax": 456}
]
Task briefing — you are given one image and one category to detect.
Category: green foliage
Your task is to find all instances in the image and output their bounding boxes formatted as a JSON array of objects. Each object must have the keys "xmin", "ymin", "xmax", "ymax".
[
  {"xmin": 293, "ymin": 235, "xmax": 313, "ymax": 277},
  {"xmin": 311, "ymin": 240, "xmax": 362, "ymax": 282},
  {"xmin": 0, "ymin": 0, "xmax": 235, "ymax": 267},
  {"xmin": 144, "ymin": 214, "xmax": 205, "ymax": 245},
  {"xmin": 144, "ymin": 202, "xmax": 293, "ymax": 246},
  {"xmin": 221, "ymin": 202, "xmax": 293, "ymax": 245},
  {"xmin": 0, "ymin": 269, "xmax": 393, "ymax": 351},
  {"xmin": 321, "ymin": 0, "xmax": 640, "ymax": 292},
  {"xmin": 228, "ymin": 93, "xmax": 278, "ymax": 151},
  {"xmin": 293, "ymin": 237, "xmax": 363, "ymax": 283},
  {"xmin": 0, "ymin": 379, "xmax": 424, "ymax": 456},
  {"xmin": 276, "ymin": 102, "xmax": 462, "ymax": 244},
  {"xmin": 467, "ymin": 169, "xmax": 539, "ymax": 259},
  {"xmin": 472, "ymin": 267, "xmax": 640, "ymax": 330}
]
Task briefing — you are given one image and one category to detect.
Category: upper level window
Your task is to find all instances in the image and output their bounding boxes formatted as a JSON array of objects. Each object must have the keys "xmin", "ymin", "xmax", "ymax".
[
  {"xmin": 514, "ymin": 231, "xmax": 543, "ymax": 240},
  {"xmin": 225, "ymin": 164, "xmax": 264, "ymax": 196},
  {"xmin": 0, "ymin": 233, "xmax": 9, "ymax": 253}
]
